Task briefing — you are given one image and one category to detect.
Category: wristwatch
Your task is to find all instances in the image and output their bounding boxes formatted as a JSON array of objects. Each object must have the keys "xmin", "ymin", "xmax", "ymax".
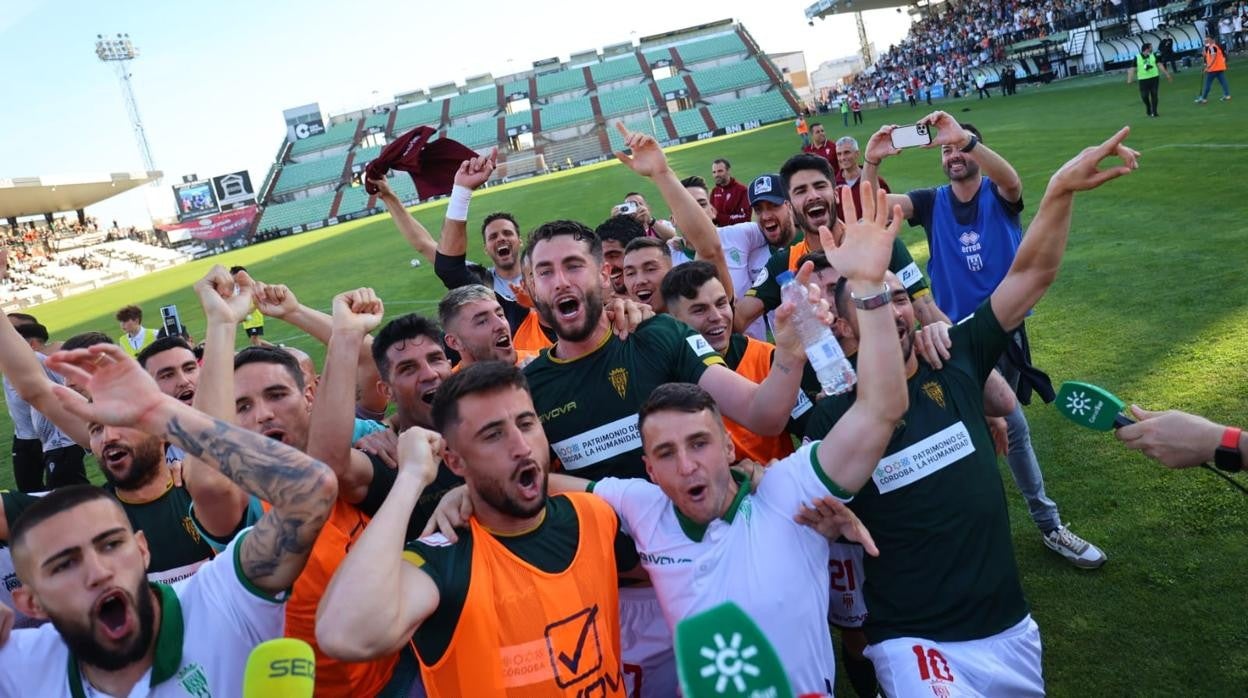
[
  {"xmin": 850, "ymin": 283, "xmax": 891, "ymax": 311},
  {"xmin": 959, "ymin": 134, "xmax": 979, "ymax": 153},
  {"xmin": 1214, "ymin": 426, "xmax": 1243, "ymax": 472}
]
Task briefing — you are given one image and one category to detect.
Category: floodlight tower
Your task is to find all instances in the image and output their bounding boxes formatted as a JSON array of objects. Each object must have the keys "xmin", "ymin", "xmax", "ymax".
[
  {"xmin": 95, "ymin": 33, "xmax": 158, "ymax": 181},
  {"xmin": 855, "ymin": 12, "xmax": 874, "ymax": 68}
]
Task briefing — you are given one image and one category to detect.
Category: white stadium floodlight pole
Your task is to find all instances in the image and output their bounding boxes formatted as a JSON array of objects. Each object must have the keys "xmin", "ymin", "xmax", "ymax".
[{"xmin": 95, "ymin": 33, "xmax": 160, "ymax": 185}]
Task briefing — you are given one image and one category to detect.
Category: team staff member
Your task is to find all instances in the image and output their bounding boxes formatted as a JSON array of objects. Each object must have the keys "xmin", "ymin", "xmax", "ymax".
[
  {"xmin": 734, "ymin": 153, "xmax": 942, "ymax": 335},
  {"xmin": 803, "ymin": 122, "xmax": 836, "ymax": 162},
  {"xmin": 866, "ymin": 114, "xmax": 1107, "ymax": 568},
  {"xmin": 317, "ymin": 363, "xmax": 637, "ymax": 697},
  {"xmin": 660, "ymin": 261, "xmax": 812, "ymax": 463},
  {"xmin": 114, "ymin": 305, "xmax": 158, "ymax": 358},
  {"xmin": 835, "ymin": 136, "xmax": 891, "ymax": 219},
  {"xmin": 805, "ymin": 129, "xmax": 1137, "ymax": 696},
  {"xmin": 0, "ymin": 340, "xmax": 337, "ymax": 698},
  {"xmin": 1195, "ymin": 34, "xmax": 1232, "ymax": 103},
  {"xmin": 1126, "ymin": 42, "xmax": 1172, "ymax": 117},
  {"xmin": 710, "ymin": 158, "xmax": 751, "ymax": 226},
  {"xmin": 230, "ymin": 266, "xmax": 267, "ymax": 345}
]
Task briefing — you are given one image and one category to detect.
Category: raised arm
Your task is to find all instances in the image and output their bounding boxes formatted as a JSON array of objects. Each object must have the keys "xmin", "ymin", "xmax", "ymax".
[
  {"xmin": 614, "ymin": 123, "xmax": 734, "ymax": 298},
  {"xmin": 436, "ymin": 149, "xmax": 496, "ymax": 258},
  {"xmin": 991, "ymin": 127, "xmax": 1137, "ymax": 331},
  {"xmin": 862, "ymin": 126, "xmax": 917, "ymax": 221},
  {"xmin": 306, "ymin": 289, "xmax": 386, "ymax": 504},
  {"xmin": 317, "ymin": 427, "xmax": 444, "ymax": 661},
  {"xmin": 185, "ymin": 265, "xmax": 255, "ymax": 538},
  {"xmin": 0, "ymin": 288, "xmax": 89, "ymax": 448},
  {"xmin": 921, "ymin": 110, "xmax": 1022, "ymax": 202},
  {"xmin": 815, "ymin": 183, "xmax": 909, "ymax": 491},
  {"xmin": 701, "ymin": 266, "xmax": 819, "ymax": 435},
  {"xmin": 48, "ymin": 344, "xmax": 337, "ymax": 595},
  {"xmin": 254, "ymin": 281, "xmax": 387, "ymax": 416},
  {"xmin": 372, "ymin": 176, "xmax": 438, "ymax": 263}
]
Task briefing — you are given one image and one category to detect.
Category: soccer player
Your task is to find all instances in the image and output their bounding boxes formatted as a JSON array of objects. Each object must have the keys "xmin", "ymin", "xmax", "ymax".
[
  {"xmin": 735, "ymin": 153, "xmax": 943, "ymax": 333},
  {"xmin": 316, "ymin": 363, "xmax": 636, "ymax": 697},
  {"xmin": 438, "ymin": 284, "xmax": 534, "ymax": 368},
  {"xmin": 1, "ymin": 318, "xmax": 88, "ymax": 491},
  {"xmin": 660, "ymin": 260, "xmax": 812, "ymax": 464},
  {"xmin": 804, "ymin": 129, "xmax": 1138, "ymax": 696},
  {"xmin": 681, "ymin": 173, "xmax": 788, "ymax": 339},
  {"xmin": 0, "ymin": 341, "xmax": 337, "ymax": 698},
  {"xmin": 710, "ymin": 158, "xmax": 751, "ymax": 226},
  {"xmin": 621, "ymin": 237, "xmax": 673, "ymax": 312},
  {"xmin": 518, "ymin": 130, "xmax": 812, "ymax": 696},
  {"xmin": 865, "ymin": 114, "xmax": 1107, "ymax": 567}
]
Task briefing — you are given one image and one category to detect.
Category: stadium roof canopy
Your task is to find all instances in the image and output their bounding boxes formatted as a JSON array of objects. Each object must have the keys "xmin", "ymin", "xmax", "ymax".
[
  {"xmin": 805, "ymin": 0, "xmax": 923, "ymax": 18},
  {"xmin": 0, "ymin": 171, "xmax": 162, "ymax": 219}
]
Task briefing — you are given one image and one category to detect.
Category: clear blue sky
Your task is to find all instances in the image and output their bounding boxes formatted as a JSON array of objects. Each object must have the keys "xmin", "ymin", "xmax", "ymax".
[{"xmin": 0, "ymin": 0, "xmax": 911, "ymax": 226}]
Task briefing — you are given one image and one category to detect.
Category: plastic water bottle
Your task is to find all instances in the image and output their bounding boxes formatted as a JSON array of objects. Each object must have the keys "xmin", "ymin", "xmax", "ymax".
[{"xmin": 777, "ymin": 270, "xmax": 856, "ymax": 396}]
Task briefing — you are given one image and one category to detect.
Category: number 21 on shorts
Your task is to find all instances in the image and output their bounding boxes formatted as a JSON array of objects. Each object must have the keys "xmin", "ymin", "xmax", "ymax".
[{"xmin": 912, "ymin": 645, "xmax": 955, "ymax": 683}]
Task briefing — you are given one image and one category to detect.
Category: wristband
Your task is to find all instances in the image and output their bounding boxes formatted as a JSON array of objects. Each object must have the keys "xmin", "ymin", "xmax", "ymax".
[
  {"xmin": 865, "ymin": 159, "xmax": 881, "ymax": 167},
  {"xmin": 1215, "ymin": 426, "xmax": 1242, "ymax": 472},
  {"xmin": 446, "ymin": 185, "xmax": 472, "ymax": 222},
  {"xmin": 959, "ymin": 134, "xmax": 979, "ymax": 153}
]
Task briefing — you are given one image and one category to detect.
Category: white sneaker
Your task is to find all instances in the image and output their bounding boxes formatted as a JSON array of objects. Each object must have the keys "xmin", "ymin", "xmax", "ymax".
[{"xmin": 1043, "ymin": 524, "xmax": 1107, "ymax": 569}]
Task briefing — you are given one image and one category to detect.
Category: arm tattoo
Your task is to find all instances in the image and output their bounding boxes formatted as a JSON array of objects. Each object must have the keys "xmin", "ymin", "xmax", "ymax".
[{"xmin": 167, "ymin": 415, "xmax": 334, "ymax": 588}]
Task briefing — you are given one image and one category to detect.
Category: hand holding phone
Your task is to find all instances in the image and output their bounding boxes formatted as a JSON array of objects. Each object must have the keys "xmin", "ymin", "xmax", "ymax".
[
  {"xmin": 890, "ymin": 123, "xmax": 932, "ymax": 149},
  {"xmin": 613, "ymin": 201, "xmax": 639, "ymax": 216}
]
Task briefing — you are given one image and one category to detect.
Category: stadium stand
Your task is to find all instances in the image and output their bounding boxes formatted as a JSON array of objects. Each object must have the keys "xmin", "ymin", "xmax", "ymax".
[
  {"xmin": 289, "ymin": 119, "xmax": 358, "ymax": 157},
  {"xmin": 393, "ymin": 100, "xmax": 446, "ymax": 132},
  {"xmin": 691, "ymin": 60, "xmax": 770, "ymax": 97},
  {"xmin": 536, "ymin": 100, "xmax": 595, "ymax": 130},
  {"xmin": 449, "ymin": 88, "xmax": 500, "ymax": 118},
  {"xmin": 707, "ymin": 91, "xmax": 793, "ymax": 129},
  {"xmin": 598, "ymin": 83, "xmax": 656, "ymax": 117},
  {"xmin": 254, "ymin": 21, "xmax": 801, "ymax": 234},
  {"xmin": 536, "ymin": 68, "xmax": 588, "ymax": 98},
  {"xmin": 670, "ymin": 108, "xmax": 711, "ymax": 138},
  {"xmin": 271, "ymin": 154, "xmax": 349, "ymax": 196}
]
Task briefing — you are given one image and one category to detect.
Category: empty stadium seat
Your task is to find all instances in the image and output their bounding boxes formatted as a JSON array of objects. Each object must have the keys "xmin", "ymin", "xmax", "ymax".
[
  {"xmin": 257, "ymin": 191, "xmax": 336, "ymax": 231},
  {"xmin": 537, "ymin": 100, "xmax": 595, "ymax": 130},
  {"xmin": 692, "ymin": 61, "xmax": 769, "ymax": 96},
  {"xmin": 591, "ymin": 56, "xmax": 644, "ymax": 84},
  {"xmin": 448, "ymin": 88, "xmax": 499, "ymax": 118},
  {"xmin": 706, "ymin": 91, "xmax": 793, "ymax": 129},
  {"xmin": 536, "ymin": 68, "xmax": 587, "ymax": 97},
  {"xmin": 503, "ymin": 79, "xmax": 529, "ymax": 96},
  {"xmin": 655, "ymin": 75, "xmax": 686, "ymax": 95},
  {"xmin": 504, "ymin": 110, "xmax": 533, "ymax": 131},
  {"xmin": 335, "ymin": 185, "xmax": 374, "ymax": 217},
  {"xmin": 598, "ymin": 84, "xmax": 655, "ymax": 117},
  {"xmin": 445, "ymin": 119, "xmax": 499, "ymax": 149},
  {"xmin": 289, "ymin": 119, "xmax": 358, "ymax": 157},
  {"xmin": 272, "ymin": 154, "xmax": 349, "ymax": 195},
  {"xmin": 364, "ymin": 111, "xmax": 390, "ymax": 131},
  {"xmin": 677, "ymin": 34, "xmax": 747, "ymax": 64},
  {"xmin": 393, "ymin": 100, "xmax": 446, "ymax": 132},
  {"xmin": 670, "ymin": 109, "xmax": 710, "ymax": 137}
]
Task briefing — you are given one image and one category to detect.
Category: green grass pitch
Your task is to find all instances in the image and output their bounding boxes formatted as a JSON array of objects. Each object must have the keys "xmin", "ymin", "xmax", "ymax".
[{"xmin": 6, "ymin": 60, "xmax": 1247, "ymax": 693}]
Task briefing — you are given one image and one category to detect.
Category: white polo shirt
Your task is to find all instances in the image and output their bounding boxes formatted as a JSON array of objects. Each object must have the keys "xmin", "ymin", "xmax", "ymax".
[
  {"xmin": 0, "ymin": 530, "xmax": 285, "ymax": 698},
  {"xmin": 592, "ymin": 441, "xmax": 845, "ymax": 696}
]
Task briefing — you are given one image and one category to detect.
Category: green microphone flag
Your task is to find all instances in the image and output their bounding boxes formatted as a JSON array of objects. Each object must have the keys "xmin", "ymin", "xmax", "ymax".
[
  {"xmin": 1055, "ymin": 381, "xmax": 1133, "ymax": 431},
  {"xmin": 674, "ymin": 602, "xmax": 793, "ymax": 698}
]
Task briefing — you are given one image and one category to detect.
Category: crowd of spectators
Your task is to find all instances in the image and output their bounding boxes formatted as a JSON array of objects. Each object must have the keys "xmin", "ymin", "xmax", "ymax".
[{"xmin": 815, "ymin": 0, "xmax": 1225, "ymax": 112}]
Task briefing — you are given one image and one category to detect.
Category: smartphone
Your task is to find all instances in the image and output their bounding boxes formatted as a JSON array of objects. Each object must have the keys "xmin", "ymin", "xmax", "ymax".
[
  {"xmin": 160, "ymin": 304, "xmax": 183, "ymax": 337},
  {"xmin": 890, "ymin": 123, "xmax": 932, "ymax": 149},
  {"xmin": 614, "ymin": 201, "xmax": 639, "ymax": 216}
]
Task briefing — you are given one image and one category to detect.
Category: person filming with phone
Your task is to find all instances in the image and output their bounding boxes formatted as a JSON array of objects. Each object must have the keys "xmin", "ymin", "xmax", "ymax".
[{"xmin": 861, "ymin": 111, "xmax": 1109, "ymax": 569}]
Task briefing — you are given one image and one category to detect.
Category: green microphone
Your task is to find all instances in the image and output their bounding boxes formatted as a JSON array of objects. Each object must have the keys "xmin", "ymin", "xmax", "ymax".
[
  {"xmin": 673, "ymin": 602, "xmax": 796, "ymax": 698},
  {"xmin": 1055, "ymin": 381, "xmax": 1135, "ymax": 431}
]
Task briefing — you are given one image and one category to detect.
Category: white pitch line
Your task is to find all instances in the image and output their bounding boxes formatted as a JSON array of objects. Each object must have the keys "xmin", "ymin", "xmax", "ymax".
[{"xmin": 1142, "ymin": 143, "xmax": 1248, "ymax": 152}]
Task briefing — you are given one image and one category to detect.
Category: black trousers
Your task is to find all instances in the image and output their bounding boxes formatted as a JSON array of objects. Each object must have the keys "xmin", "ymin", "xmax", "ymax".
[
  {"xmin": 42, "ymin": 444, "xmax": 89, "ymax": 489},
  {"xmin": 11, "ymin": 436, "xmax": 43, "ymax": 492},
  {"xmin": 1139, "ymin": 76, "xmax": 1160, "ymax": 115}
]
